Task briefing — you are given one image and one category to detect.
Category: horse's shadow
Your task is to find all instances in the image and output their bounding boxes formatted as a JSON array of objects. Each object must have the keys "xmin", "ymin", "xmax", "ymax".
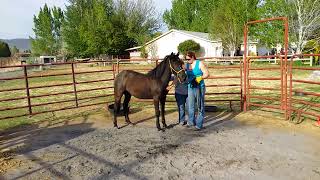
[
  {"xmin": 117, "ymin": 108, "xmax": 177, "ymax": 129},
  {"xmin": 117, "ymin": 108, "xmax": 241, "ymax": 131}
]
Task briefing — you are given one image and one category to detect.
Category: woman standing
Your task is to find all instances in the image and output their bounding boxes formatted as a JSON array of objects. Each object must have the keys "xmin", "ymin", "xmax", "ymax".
[
  {"xmin": 185, "ymin": 51, "xmax": 209, "ymax": 130},
  {"xmin": 167, "ymin": 74, "xmax": 188, "ymax": 125}
]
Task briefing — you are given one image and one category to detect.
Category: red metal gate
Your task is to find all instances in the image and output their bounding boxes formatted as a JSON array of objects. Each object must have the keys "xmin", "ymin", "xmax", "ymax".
[{"xmin": 243, "ymin": 17, "xmax": 320, "ymax": 123}]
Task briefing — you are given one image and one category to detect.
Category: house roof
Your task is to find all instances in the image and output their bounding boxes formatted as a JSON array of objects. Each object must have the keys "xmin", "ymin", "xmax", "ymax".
[
  {"xmin": 126, "ymin": 29, "xmax": 221, "ymax": 51},
  {"xmin": 126, "ymin": 46, "xmax": 142, "ymax": 51},
  {"xmin": 178, "ymin": 30, "xmax": 213, "ymax": 42}
]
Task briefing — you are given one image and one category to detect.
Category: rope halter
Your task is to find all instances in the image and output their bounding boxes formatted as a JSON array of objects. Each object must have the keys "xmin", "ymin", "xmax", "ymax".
[{"xmin": 169, "ymin": 59, "xmax": 185, "ymax": 83}]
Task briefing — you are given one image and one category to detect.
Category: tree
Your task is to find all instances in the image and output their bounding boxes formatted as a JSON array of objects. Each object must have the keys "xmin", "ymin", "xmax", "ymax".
[
  {"xmin": 0, "ymin": 41, "xmax": 11, "ymax": 57},
  {"xmin": 62, "ymin": 0, "xmax": 88, "ymax": 57},
  {"xmin": 62, "ymin": 0, "xmax": 160, "ymax": 57},
  {"xmin": 178, "ymin": 40, "xmax": 200, "ymax": 55},
  {"xmin": 290, "ymin": 0, "xmax": 320, "ymax": 53},
  {"xmin": 209, "ymin": 0, "xmax": 260, "ymax": 56},
  {"xmin": 31, "ymin": 4, "xmax": 64, "ymax": 56},
  {"xmin": 11, "ymin": 46, "xmax": 19, "ymax": 56},
  {"xmin": 253, "ymin": 0, "xmax": 290, "ymax": 48},
  {"xmin": 256, "ymin": 0, "xmax": 320, "ymax": 53},
  {"xmin": 62, "ymin": 0, "xmax": 114, "ymax": 57},
  {"xmin": 52, "ymin": 7, "xmax": 64, "ymax": 54},
  {"xmin": 163, "ymin": 0, "xmax": 217, "ymax": 32},
  {"xmin": 110, "ymin": 0, "xmax": 161, "ymax": 55}
]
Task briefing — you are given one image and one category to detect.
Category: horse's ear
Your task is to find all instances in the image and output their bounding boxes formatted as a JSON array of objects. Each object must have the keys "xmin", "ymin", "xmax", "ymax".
[
  {"xmin": 171, "ymin": 52, "xmax": 174, "ymax": 56},
  {"xmin": 177, "ymin": 52, "xmax": 179, "ymax": 56}
]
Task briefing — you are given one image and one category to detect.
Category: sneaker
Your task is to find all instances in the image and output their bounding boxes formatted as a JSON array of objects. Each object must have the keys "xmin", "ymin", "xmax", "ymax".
[
  {"xmin": 186, "ymin": 123, "xmax": 194, "ymax": 128},
  {"xmin": 179, "ymin": 121, "xmax": 187, "ymax": 126},
  {"xmin": 194, "ymin": 126, "xmax": 202, "ymax": 131}
]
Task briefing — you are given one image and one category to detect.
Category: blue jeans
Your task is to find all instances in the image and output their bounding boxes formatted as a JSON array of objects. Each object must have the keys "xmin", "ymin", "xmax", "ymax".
[
  {"xmin": 188, "ymin": 86, "xmax": 205, "ymax": 129},
  {"xmin": 175, "ymin": 93, "xmax": 188, "ymax": 124}
]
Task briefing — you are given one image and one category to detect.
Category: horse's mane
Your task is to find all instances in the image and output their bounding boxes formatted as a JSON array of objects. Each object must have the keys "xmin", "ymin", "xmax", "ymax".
[{"xmin": 147, "ymin": 55, "xmax": 169, "ymax": 78}]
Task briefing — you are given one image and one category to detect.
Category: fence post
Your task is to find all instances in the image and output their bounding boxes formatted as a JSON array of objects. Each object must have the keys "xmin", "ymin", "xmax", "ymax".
[
  {"xmin": 310, "ymin": 56, "xmax": 313, "ymax": 67},
  {"xmin": 240, "ymin": 59, "xmax": 243, "ymax": 111},
  {"xmin": 112, "ymin": 63, "xmax": 115, "ymax": 79},
  {"xmin": 117, "ymin": 60, "xmax": 120, "ymax": 74},
  {"xmin": 23, "ymin": 66, "xmax": 32, "ymax": 115},
  {"xmin": 71, "ymin": 63, "xmax": 79, "ymax": 107}
]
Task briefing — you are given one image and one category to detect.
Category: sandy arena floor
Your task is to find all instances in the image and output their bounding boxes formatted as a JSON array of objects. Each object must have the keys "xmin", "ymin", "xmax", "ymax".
[{"xmin": 1, "ymin": 108, "xmax": 320, "ymax": 180}]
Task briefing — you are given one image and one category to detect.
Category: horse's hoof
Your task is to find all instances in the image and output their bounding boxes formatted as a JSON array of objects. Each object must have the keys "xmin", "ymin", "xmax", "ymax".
[{"xmin": 114, "ymin": 125, "xmax": 119, "ymax": 129}]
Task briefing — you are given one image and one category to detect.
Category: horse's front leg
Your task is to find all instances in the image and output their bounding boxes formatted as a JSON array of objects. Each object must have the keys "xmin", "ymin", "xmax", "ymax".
[
  {"xmin": 160, "ymin": 95, "xmax": 168, "ymax": 128},
  {"xmin": 153, "ymin": 97, "xmax": 161, "ymax": 130}
]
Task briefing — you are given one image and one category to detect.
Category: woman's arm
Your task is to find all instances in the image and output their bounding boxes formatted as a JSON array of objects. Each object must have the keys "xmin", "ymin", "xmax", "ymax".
[{"xmin": 200, "ymin": 61, "xmax": 210, "ymax": 79}]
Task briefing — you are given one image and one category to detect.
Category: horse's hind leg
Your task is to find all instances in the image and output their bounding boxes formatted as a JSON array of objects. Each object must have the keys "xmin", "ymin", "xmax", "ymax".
[
  {"xmin": 153, "ymin": 97, "xmax": 161, "ymax": 131},
  {"xmin": 123, "ymin": 91, "xmax": 132, "ymax": 124},
  {"xmin": 114, "ymin": 94, "xmax": 122, "ymax": 129},
  {"xmin": 160, "ymin": 95, "xmax": 168, "ymax": 128}
]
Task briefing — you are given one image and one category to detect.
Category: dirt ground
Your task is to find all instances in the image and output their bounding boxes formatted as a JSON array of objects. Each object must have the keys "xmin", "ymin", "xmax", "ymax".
[{"xmin": 1, "ymin": 106, "xmax": 320, "ymax": 180}]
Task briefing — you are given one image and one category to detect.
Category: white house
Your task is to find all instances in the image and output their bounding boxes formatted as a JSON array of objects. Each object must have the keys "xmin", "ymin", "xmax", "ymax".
[
  {"xmin": 240, "ymin": 41, "xmax": 258, "ymax": 56},
  {"xmin": 126, "ymin": 29, "xmax": 223, "ymax": 59}
]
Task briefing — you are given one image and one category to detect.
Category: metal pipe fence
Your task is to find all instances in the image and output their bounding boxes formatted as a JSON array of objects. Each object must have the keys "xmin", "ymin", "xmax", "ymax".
[
  {"xmin": 0, "ymin": 61, "xmax": 115, "ymax": 120},
  {"xmin": 0, "ymin": 54, "xmax": 319, "ymax": 123}
]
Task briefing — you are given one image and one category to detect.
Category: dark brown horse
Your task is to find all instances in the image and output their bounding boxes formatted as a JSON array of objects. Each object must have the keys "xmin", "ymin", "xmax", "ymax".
[{"xmin": 113, "ymin": 52, "xmax": 186, "ymax": 130}]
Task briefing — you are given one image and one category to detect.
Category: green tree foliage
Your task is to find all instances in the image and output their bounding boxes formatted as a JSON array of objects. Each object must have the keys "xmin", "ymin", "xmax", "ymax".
[
  {"xmin": 209, "ymin": 0, "xmax": 260, "ymax": 55},
  {"xmin": 178, "ymin": 40, "xmax": 200, "ymax": 55},
  {"xmin": 254, "ymin": 0, "xmax": 320, "ymax": 53},
  {"xmin": 110, "ymin": 0, "xmax": 157, "ymax": 55},
  {"xmin": 31, "ymin": 4, "xmax": 64, "ymax": 56},
  {"xmin": 163, "ymin": 0, "xmax": 216, "ymax": 32},
  {"xmin": 63, "ymin": 0, "xmax": 114, "ymax": 57},
  {"xmin": 61, "ymin": 0, "xmax": 88, "ymax": 57},
  {"xmin": 0, "ymin": 41, "xmax": 11, "ymax": 57},
  {"xmin": 52, "ymin": 7, "xmax": 64, "ymax": 54},
  {"xmin": 254, "ymin": 0, "xmax": 291, "ymax": 48},
  {"xmin": 62, "ymin": 0, "xmax": 160, "ymax": 57}
]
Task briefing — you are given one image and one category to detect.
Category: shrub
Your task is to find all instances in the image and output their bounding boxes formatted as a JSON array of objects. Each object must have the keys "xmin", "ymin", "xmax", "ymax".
[
  {"xmin": 178, "ymin": 40, "xmax": 200, "ymax": 55},
  {"xmin": 0, "ymin": 41, "xmax": 11, "ymax": 57}
]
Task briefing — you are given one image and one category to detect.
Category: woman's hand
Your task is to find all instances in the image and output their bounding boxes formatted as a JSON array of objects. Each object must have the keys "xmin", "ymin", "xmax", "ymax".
[
  {"xmin": 195, "ymin": 76, "xmax": 203, "ymax": 83},
  {"xmin": 199, "ymin": 61, "xmax": 210, "ymax": 79}
]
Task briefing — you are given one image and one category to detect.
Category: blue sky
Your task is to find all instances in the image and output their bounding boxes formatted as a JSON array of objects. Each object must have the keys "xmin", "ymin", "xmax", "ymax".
[{"xmin": 0, "ymin": 0, "xmax": 172, "ymax": 39}]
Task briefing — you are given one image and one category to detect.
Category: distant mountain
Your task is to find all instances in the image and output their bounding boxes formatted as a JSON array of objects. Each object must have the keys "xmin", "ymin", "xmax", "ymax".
[{"xmin": 0, "ymin": 38, "xmax": 31, "ymax": 51}]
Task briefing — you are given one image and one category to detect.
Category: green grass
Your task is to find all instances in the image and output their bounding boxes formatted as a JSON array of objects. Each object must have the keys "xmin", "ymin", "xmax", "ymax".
[{"xmin": 0, "ymin": 62, "xmax": 319, "ymax": 130}]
